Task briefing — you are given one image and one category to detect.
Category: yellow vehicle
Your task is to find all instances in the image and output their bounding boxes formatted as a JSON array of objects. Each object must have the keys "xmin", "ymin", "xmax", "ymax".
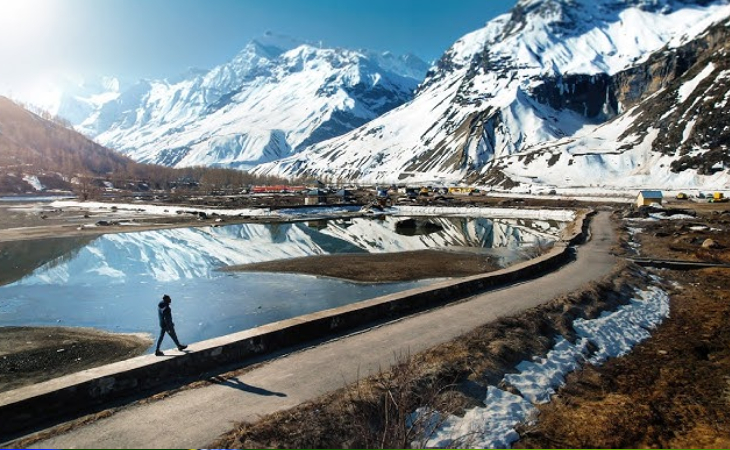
[
  {"xmin": 448, "ymin": 186, "xmax": 476, "ymax": 195},
  {"xmin": 676, "ymin": 192, "xmax": 688, "ymax": 200}
]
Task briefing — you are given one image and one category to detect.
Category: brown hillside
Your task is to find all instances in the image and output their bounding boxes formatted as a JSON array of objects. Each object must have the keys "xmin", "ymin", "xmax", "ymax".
[
  {"xmin": 0, "ymin": 96, "xmax": 133, "ymax": 175},
  {"xmin": 0, "ymin": 97, "xmax": 288, "ymax": 194}
]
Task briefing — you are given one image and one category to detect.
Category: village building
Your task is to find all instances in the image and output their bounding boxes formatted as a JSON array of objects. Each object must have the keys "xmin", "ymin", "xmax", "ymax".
[{"xmin": 636, "ymin": 190, "xmax": 663, "ymax": 207}]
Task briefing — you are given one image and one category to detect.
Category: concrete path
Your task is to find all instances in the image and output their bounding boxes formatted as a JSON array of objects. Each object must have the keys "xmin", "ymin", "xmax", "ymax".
[{"xmin": 24, "ymin": 212, "xmax": 617, "ymax": 449}]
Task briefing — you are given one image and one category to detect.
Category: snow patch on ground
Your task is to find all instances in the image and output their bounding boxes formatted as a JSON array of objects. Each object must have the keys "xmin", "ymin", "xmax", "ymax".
[
  {"xmin": 394, "ymin": 206, "xmax": 576, "ymax": 222},
  {"xmin": 49, "ymin": 200, "xmax": 365, "ymax": 220},
  {"xmin": 413, "ymin": 280, "xmax": 670, "ymax": 449},
  {"xmin": 22, "ymin": 175, "xmax": 44, "ymax": 191}
]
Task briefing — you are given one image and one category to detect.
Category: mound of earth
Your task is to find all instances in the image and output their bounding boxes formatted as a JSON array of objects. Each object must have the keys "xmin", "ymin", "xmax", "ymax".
[
  {"xmin": 222, "ymin": 249, "xmax": 509, "ymax": 283},
  {"xmin": 0, "ymin": 327, "xmax": 152, "ymax": 393}
]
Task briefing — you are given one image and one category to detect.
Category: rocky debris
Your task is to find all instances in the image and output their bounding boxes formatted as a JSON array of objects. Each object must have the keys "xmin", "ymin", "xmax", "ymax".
[{"xmin": 702, "ymin": 238, "xmax": 722, "ymax": 249}]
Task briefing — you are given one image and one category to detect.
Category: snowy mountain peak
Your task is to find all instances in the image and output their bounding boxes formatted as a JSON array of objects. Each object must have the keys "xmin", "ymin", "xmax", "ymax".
[
  {"xmin": 165, "ymin": 67, "xmax": 208, "ymax": 84},
  {"xmin": 65, "ymin": 35, "xmax": 428, "ymax": 170},
  {"xmin": 229, "ymin": 32, "xmax": 312, "ymax": 69},
  {"xmin": 91, "ymin": 76, "xmax": 121, "ymax": 93},
  {"xmin": 515, "ymin": 0, "xmax": 712, "ymax": 12},
  {"xmin": 364, "ymin": 50, "xmax": 432, "ymax": 81},
  {"xmin": 253, "ymin": 0, "xmax": 730, "ymax": 190},
  {"xmin": 417, "ymin": 0, "xmax": 730, "ymax": 98}
]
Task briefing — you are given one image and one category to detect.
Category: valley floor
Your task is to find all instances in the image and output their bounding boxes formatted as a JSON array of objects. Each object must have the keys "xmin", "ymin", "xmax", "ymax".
[
  {"xmin": 4, "ymin": 196, "xmax": 730, "ymax": 447},
  {"xmin": 210, "ymin": 202, "xmax": 730, "ymax": 448}
]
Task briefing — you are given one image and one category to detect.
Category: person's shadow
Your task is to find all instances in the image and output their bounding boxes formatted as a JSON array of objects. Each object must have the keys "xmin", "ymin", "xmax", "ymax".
[{"xmin": 210, "ymin": 375, "xmax": 287, "ymax": 397}]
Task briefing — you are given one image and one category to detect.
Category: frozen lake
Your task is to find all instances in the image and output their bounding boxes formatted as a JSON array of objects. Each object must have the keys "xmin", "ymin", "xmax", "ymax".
[{"xmin": 0, "ymin": 213, "xmax": 568, "ymax": 352}]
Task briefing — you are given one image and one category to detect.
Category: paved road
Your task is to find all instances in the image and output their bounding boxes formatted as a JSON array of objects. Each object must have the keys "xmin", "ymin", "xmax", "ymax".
[{"xmin": 26, "ymin": 212, "xmax": 617, "ymax": 449}]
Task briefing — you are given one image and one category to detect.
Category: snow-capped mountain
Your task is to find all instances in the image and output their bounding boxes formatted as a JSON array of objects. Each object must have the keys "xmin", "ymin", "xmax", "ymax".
[
  {"xmin": 64, "ymin": 33, "xmax": 428, "ymax": 170},
  {"xmin": 52, "ymin": 76, "xmax": 123, "ymax": 126},
  {"xmin": 254, "ymin": 0, "xmax": 730, "ymax": 191}
]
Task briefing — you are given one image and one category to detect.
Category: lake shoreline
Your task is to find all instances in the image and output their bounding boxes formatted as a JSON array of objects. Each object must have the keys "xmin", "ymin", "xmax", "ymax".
[
  {"xmin": 0, "ymin": 326, "xmax": 152, "ymax": 393},
  {"xmin": 0, "ymin": 196, "xmax": 571, "ymax": 395}
]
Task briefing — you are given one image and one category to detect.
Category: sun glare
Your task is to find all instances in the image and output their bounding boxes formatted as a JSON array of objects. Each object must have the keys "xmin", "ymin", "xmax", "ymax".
[
  {"xmin": 0, "ymin": 0, "xmax": 60, "ymax": 52},
  {"xmin": 0, "ymin": 0, "xmax": 64, "ymax": 106},
  {"xmin": 0, "ymin": 0, "xmax": 45, "ymax": 34}
]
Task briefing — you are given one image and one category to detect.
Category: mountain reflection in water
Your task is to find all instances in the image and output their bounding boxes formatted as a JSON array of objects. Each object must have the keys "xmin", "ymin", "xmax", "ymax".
[{"xmin": 0, "ymin": 215, "xmax": 566, "ymax": 350}]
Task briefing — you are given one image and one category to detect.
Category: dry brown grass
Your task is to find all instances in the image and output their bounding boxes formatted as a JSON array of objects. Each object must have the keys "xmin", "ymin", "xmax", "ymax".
[{"xmin": 515, "ymin": 205, "xmax": 730, "ymax": 449}]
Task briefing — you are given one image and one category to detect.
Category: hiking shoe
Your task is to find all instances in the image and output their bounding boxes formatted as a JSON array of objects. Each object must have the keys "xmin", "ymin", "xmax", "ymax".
[
  {"xmin": 155, "ymin": 350, "xmax": 164, "ymax": 356},
  {"xmin": 178, "ymin": 345, "xmax": 188, "ymax": 351}
]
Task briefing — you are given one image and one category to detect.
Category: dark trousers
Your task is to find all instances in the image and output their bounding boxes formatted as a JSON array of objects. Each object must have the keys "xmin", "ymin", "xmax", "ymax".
[{"xmin": 156, "ymin": 326, "xmax": 182, "ymax": 351}]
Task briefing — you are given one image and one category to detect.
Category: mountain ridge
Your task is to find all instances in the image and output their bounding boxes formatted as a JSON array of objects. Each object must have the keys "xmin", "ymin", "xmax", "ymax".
[
  {"xmin": 252, "ymin": 0, "xmax": 730, "ymax": 191},
  {"xmin": 59, "ymin": 35, "xmax": 428, "ymax": 171}
]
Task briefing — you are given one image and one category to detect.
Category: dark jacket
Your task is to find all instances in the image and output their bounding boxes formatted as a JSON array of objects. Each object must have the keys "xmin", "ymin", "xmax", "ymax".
[{"xmin": 158, "ymin": 301, "xmax": 174, "ymax": 330}]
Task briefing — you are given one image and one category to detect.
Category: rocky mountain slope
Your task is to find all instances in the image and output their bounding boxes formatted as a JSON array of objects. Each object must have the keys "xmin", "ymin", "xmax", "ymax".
[
  {"xmin": 253, "ymin": 0, "xmax": 730, "ymax": 191},
  {"xmin": 63, "ymin": 33, "xmax": 428, "ymax": 171}
]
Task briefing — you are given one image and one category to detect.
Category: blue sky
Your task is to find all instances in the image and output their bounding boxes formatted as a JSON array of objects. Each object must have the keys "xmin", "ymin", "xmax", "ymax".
[{"xmin": 0, "ymin": 0, "xmax": 515, "ymax": 103}]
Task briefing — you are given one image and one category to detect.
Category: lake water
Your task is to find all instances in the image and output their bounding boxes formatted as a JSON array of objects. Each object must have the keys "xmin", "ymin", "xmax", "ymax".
[
  {"xmin": 0, "ymin": 195, "xmax": 75, "ymax": 202},
  {"xmin": 0, "ymin": 215, "xmax": 566, "ymax": 352}
]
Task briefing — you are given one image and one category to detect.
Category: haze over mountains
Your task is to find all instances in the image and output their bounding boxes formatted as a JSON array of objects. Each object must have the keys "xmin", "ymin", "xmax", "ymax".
[
  {"xmin": 52, "ymin": 32, "xmax": 429, "ymax": 171},
  {"xmin": 7, "ymin": 0, "xmax": 730, "ymax": 193}
]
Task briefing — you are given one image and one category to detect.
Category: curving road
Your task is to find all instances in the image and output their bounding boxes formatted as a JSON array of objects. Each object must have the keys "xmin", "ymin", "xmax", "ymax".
[{"xmin": 24, "ymin": 212, "xmax": 617, "ymax": 449}]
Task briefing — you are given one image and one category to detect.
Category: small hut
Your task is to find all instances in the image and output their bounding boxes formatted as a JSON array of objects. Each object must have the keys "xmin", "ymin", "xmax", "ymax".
[{"xmin": 636, "ymin": 190, "xmax": 663, "ymax": 207}]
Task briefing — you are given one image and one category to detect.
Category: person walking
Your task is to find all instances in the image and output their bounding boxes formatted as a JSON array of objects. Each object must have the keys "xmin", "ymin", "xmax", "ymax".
[{"xmin": 155, "ymin": 294, "xmax": 187, "ymax": 356}]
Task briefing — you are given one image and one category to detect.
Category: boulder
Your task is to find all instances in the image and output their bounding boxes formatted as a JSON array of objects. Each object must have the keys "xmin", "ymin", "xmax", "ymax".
[{"xmin": 702, "ymin": 238, "xmax": 721, "ymax": 249}]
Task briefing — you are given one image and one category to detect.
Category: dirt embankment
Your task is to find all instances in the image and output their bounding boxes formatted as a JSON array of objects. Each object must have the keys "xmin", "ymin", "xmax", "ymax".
[
  {"xmin": 223, "ymin": 249, "xmax": 507, "ymax": 283},
  {"xmin": 0, "ymin": 327, "xmax": 152, "ymax": 393}
]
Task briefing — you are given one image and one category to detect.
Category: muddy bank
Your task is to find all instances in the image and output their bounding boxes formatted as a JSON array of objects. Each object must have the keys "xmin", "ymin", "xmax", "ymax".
[
  {"xmin": 222, "ymin": 249, "xmax": 516, "ymax": 283},
  {"xmin": 0, "ymin": 327, "xmax": 152, "ymax": 393}
]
